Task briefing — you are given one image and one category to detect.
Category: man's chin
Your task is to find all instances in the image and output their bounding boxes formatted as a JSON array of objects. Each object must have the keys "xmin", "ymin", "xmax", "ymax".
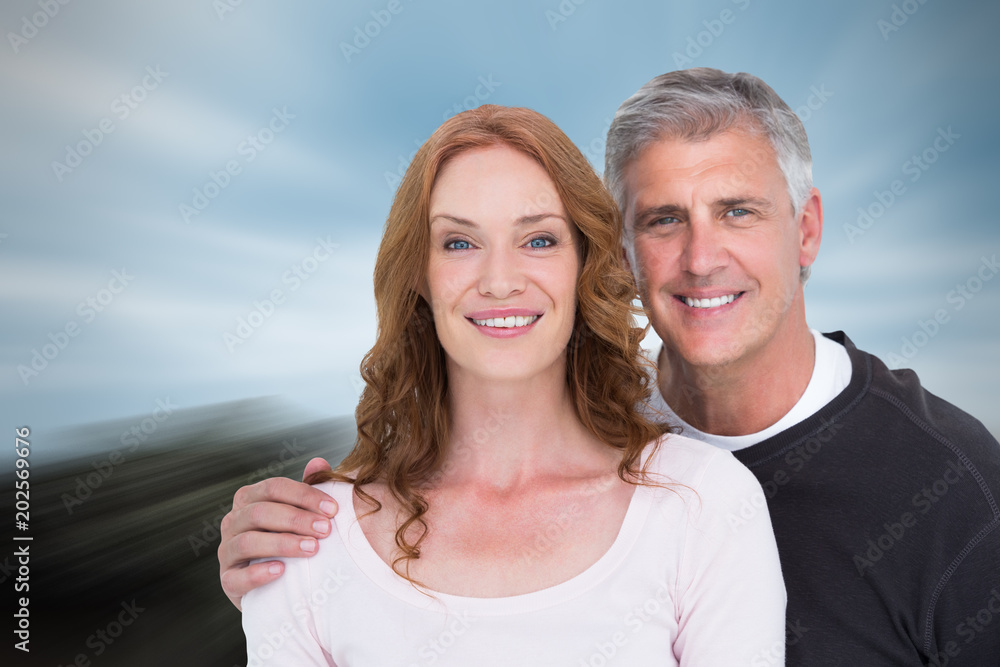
[{"xmin": 660, "ymin": 334, "xmax": 748, "ymax": 373}]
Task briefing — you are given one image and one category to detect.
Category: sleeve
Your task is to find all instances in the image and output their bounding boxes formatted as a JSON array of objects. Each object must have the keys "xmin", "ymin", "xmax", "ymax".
[
  {"xmin": 672, "ymin": 450, "xmax": 787, "ymax": 667},
  {"xmin": 924, "ymin": 511, "xmax": 1000, "ymax": 665},
  {"xmin": 241, "ymin": 555, "xmax": 336, "ymax": 666},
  {"xmin": 917, "ymin": 421, "xmax": 1000, "ymax": 665}
]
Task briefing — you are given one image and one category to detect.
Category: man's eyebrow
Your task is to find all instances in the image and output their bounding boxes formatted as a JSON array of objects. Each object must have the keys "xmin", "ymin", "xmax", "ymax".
[
  {"xmin": 634, "ymin": 197, "xmax": 776, "ymax": 222},
  {"xmin": 717, "ymin": 196, "xmax": 773, "ymax": 209},
  {"xmin": 430, "ymin": 213, "xmax": 567, "ymax": 227},
  {"xmin": 634, "ymin": 204, "xmax": 686, "ymax": 223}
]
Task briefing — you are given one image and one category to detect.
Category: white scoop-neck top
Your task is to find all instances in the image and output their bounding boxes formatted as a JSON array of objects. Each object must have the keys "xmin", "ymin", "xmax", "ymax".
[
  {"xmin": 242, "ymin": 434, "xmax": 786, "ymax": 666},
  {"xmin": 332, "ymin": 462, "xmax": 652, "ymax": 616}
]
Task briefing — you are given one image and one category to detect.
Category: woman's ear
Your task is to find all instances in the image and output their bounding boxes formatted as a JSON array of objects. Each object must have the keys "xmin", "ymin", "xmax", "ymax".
[{"xmin": 416, "ymin": 277, "xmax": 431, "ymax": 305}]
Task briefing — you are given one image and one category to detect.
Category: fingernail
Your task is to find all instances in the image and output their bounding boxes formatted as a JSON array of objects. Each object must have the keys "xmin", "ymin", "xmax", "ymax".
[
  {"xmin": 320, "ymin": 500, "xmax": 336, "ymax": 515},
  {"xmin": 313, "ymin": 520, "xmax": 330, "ymax": 535},
  {"xmin": 300, "ymin": 539, "xmax": 317, "ymax": 554},
  {"xmin": 268, "ymin": 563, "xmax": 282, "ymax": 575}
]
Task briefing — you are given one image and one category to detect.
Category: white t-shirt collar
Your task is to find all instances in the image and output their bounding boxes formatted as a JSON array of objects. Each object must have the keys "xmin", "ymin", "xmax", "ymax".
[{"xmin": 647, "ymin": 329, "xmax": 852, "ymax": 451}]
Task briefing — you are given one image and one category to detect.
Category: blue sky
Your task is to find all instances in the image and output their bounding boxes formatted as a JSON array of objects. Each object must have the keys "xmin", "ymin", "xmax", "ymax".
[{"xmin": 2, "ymin": 0, "xmax": 998, "ymax": 457}]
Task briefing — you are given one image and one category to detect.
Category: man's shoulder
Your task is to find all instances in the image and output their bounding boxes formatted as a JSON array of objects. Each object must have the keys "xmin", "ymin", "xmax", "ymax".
[{"xmin": 834, "ymin": 331, "xmax": 998, "ymax": 451}]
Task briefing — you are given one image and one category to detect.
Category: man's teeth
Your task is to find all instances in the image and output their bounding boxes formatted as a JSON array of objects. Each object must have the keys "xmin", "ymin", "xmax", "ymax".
[
  {"xmin": 472, "ymin": 315, "xmax": 539, "ymax": 328},
  {"xmin": 683, "ymin": 294, "xmax": 738, "ymax": 309}
]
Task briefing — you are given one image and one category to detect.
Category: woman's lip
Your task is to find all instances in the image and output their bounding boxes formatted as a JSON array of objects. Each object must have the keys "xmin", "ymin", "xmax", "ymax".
[
  {"xmin": 470, "ymin": 315, "xmax": 540, "ymax": 338},
  {"xmin": 466, "ymin": 308, "xmax": 543, "ymax": 319}
]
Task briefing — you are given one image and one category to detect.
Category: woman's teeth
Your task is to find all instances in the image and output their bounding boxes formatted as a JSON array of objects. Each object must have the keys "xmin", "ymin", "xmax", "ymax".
[{"xmin": 472, "ymin": 315, "xmax": 539, "ymax": 328}]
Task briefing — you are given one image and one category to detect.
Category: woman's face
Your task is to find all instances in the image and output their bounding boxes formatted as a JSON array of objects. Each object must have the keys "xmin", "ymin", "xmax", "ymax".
[{"xmin": 425, "ymin": 144, "xmax": 581, "ymax": 384}]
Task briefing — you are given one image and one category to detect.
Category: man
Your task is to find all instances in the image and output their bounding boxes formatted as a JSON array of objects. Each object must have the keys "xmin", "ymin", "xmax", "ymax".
[{"xmin": 218, "ymin": 69, "xmax": 1000, "ymax": 664}]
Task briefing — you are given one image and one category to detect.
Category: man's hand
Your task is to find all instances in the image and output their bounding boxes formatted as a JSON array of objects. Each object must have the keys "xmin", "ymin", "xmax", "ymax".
[{"xmin": 219, "ymin": 457, "xmax": 337, "ymax": 610}]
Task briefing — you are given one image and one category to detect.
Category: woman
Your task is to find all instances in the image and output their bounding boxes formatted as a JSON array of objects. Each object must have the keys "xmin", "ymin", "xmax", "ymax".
[{"xmin": 242, "ymin": 105, "xmax": 785, "ymax": 665}]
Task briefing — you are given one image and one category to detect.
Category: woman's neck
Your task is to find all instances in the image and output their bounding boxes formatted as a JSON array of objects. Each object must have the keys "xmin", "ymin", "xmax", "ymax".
[{"xmin": 439, "ymin": 359, "xmax": 613, "ymax": 491}]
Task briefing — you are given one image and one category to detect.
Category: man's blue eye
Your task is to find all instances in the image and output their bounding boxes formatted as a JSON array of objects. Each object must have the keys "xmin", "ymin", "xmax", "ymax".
[
  {"xmin": 447, "ymin": 240, "xmax": 471, "ymax": 250},
  {"xmin": 529, "ymin": 238, "xmax": 552, "ymax": 248},
  {"xmin": 728, "ymin": 208, "xmax": 750, "ymax": 217},
  {"xmin": 652, "ymin": 217, "xmax": 678, "ymax": 226}
]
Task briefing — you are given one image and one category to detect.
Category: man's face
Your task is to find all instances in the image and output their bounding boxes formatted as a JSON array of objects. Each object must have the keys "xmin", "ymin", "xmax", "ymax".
[{"xmin": 621, "ymin": 128, "xmax": 820, "ymax": 372}]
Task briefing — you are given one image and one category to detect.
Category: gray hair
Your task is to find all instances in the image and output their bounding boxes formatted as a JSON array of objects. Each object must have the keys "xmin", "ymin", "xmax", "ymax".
[{"xmin": 605, "ymin": 68, "xmax": 814, "ymax": 283}]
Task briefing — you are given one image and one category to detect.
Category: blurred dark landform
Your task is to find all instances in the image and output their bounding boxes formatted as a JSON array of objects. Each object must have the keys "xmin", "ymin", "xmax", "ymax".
[{"xmin": 2, "ymin": 397, "xmax": 356, "ymax": 667}]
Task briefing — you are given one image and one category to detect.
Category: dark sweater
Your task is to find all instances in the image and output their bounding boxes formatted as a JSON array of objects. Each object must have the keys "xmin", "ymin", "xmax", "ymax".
[{"xmin": 733, "ymin": 332, "xmax": 1000, "ymax": 666}]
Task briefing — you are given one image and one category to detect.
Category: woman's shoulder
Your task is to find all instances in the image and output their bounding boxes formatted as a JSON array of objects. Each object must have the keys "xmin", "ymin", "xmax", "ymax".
[
  {"xmin": 313, "ymin": 478, "xmax": 354, "ymax": 502},
  {"xmin": 642, "ymin": 433, "xmax": 763, "ymax": 501}
]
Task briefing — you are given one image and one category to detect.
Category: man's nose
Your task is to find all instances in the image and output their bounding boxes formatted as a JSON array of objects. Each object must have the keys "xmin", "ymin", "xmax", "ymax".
[{"xmin": 681, "ymin": 218, "xmax": 729, "ymax": 277}]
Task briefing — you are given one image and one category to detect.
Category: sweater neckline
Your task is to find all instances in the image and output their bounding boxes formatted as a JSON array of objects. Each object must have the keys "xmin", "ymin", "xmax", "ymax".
[
  {"xmin": 327, "ymin": 459, "xmax": 655, "ymax": 615},
  {"xmin": 732, "ymin": 331, "xmax": 872, "ymax": 468}
]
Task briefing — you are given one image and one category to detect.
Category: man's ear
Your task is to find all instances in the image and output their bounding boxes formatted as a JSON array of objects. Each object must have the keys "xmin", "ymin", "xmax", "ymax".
[
  {"xmin": 798, "ymin": 187, "xmax": 823, "ymax": 270},
  {"xmin": 622, "ymin": 244, "xmax": 633, "ymax": 276}
]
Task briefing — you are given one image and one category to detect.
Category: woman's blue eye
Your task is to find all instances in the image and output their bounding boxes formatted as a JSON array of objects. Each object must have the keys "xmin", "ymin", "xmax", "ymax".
[
  {"xmin": 447, "ymin": 239, "xmax": 471, "ymax": 250},
  {"xmin": 528, "ymin": 237, "xmax": 552, "ymax": 248}
]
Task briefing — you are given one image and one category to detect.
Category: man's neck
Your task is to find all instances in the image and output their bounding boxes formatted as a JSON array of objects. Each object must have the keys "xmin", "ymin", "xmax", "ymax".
[{"xmin": 658, "ymin": 323, "xmax": 816, "ymax": 437}]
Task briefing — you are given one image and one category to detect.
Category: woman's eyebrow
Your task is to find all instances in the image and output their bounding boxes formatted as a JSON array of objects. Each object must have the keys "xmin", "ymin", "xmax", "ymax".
[
  {"xmin": 516, "ymin": 213, "xmax": 566, "ymax": 225},
  {"xmin": 429, "ymin": 213, "xmax": 567, "ymax": 227},
  {"xmin": 430, "ymin": 214, "xmax": 477, "ymax": 228}
]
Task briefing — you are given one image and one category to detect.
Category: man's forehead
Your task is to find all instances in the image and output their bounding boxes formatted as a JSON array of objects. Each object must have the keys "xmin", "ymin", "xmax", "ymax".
[{"xmin": 624, "ymin": 130, "xmax": 784, "ymax": 204}]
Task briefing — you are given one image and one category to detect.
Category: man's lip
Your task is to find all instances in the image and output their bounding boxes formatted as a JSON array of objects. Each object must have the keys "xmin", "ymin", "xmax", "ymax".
[
  {"xmin": 673, "ymin": 291, "xmax": 745, "ymax": 309},
  {"xmin": 672, "ymin": 290, "xmax": 745, "ymax": 300},
  {"xmin": 466, "ymin": 308, "xmax": 543, "ymax": 319}
]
